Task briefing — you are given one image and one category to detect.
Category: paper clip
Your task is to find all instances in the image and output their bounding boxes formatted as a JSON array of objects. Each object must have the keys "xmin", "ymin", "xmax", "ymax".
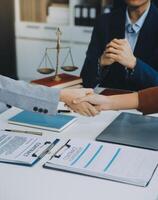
[
  {"xmin": 32, "ymin": 139, "xmax": 59, "ymax": 158},
  {"xmin": 54, "ymin": 140, "xmax": 71, "ymax": 158}
]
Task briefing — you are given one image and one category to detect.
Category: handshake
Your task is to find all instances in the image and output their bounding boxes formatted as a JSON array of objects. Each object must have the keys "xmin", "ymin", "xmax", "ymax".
[{"xmin": 60, "ymin": 88, "xmax": 113, "ymax": 117}]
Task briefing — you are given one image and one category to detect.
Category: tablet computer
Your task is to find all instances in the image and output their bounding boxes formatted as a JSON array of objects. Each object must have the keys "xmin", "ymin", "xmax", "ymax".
[{"xmin": 96, "ymin": 112, "xmax": 158, "ymax": 150}]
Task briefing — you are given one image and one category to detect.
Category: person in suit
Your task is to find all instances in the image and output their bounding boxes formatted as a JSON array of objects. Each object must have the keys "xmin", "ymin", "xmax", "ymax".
[
  {"xmin": 81, "ymin": 0, "xmax": 158, "ymax": 91},
  {"xmin": 0, "ymin": 75, "xmax": 98, "ymax": 116},
  {"xmin": 73, "ymin": 86, "xmax": 158, "ymax": 115}
]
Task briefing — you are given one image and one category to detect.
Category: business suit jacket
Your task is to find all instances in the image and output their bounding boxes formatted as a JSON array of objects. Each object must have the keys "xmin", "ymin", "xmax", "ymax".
[
  {"xmin": 0, "ymin": 75, "xmax": 60, "ymax": 115},
  {"xmin": 81, "ymin": 3, "xmax": 158, "ymax": 91}
]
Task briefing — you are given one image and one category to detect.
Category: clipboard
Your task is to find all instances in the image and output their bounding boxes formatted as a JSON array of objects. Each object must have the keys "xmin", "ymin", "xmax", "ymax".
[
  {"xmin": 43, "ymin": 138, "xmax": 158, "ymax": 187},
  {"xmin": 0, "ymin": 130, "xmax": 60, "ymax": 166}
]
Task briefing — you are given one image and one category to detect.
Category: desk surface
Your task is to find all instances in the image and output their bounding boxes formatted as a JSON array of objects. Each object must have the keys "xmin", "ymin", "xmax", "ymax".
[{"xmin": 0, "ymin": 107, "xmax": 158, "ymax": 200}]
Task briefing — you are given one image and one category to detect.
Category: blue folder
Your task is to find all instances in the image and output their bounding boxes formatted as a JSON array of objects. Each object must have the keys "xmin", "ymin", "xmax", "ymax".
[{"xmin": 8, "ymin": 111, "xmax": 77, "ymax": 132}]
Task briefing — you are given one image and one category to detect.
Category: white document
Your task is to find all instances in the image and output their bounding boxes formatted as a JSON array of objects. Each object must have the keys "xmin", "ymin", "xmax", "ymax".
[
  {"xmin": 44, "ymin": 139, "xmax": 158, "ymax": 187},
  {"xmin": 0, "ymin": 131, "xmax": 59, "ymax": 166}
]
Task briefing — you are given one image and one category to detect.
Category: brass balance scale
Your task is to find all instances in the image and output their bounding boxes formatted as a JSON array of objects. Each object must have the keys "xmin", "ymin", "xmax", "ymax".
[{"xmin": 37, "ymin": 28, "xmax": 78, "ymax": 81}]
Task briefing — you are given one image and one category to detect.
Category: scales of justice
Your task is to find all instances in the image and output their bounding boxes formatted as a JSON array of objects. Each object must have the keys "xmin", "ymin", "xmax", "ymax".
[{"xmin": 37, "ymin": 28, "xmax": 78, "ymax": 81}]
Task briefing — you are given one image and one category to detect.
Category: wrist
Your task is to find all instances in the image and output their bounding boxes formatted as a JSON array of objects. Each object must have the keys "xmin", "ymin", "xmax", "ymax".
[
  {"xmin": 108, "ymin": 93, "xmax": 139, "ymax": 110},
  {"xmin": 98, "ymin": 57, "xmax": 104, "ymax": 68},
  {"xmin": 98, "ymin": 57, "xmax": 109, "ymax": 68},
  {"xmin": 100, "ymin": 96, "xmax": 114, "ymax": 110},
  {"xmin": 60, "ymin": 89, "xmax": 76, "ymax": 105},
  {"xmin": 60, "ymin": 89, "xmax": 66, "ymax": 102},
  {"xmin": 128, "ymin": 56, "xmax": 137, "ymax": 69},
  {"xmin": 107, "ymin": 96, "xmax": 117, "ymax": 110}
]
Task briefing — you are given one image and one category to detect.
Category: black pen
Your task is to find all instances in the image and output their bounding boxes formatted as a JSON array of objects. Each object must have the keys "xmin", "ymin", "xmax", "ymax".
[
  {"xmin": 57, "ymin": 109, "xmax": 71, "ymax": 113},
  {"xmin": 2, "ymin": 129, "xmax": 43, "ymax": 136}
]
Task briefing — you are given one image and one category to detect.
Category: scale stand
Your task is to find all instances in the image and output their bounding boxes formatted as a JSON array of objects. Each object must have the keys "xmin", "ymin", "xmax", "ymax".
[{"xmin": 37, "ymin": 28, "xmax": 78, "ymax": 81}]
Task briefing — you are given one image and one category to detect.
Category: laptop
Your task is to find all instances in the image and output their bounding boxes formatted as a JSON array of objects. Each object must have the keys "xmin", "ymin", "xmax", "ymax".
[{"xmin": 96, "ymin": 112, "xmax": 158, "ymax": 151}]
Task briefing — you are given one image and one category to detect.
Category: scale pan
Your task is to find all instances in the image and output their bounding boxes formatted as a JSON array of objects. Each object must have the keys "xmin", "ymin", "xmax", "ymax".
[
  {"xmin": 61, "ymin": 66, "xmax": 78, "ymax": 72},
  {"xmin": 37, "ymin": 67, "xmax": 55, "ymax": 74}
]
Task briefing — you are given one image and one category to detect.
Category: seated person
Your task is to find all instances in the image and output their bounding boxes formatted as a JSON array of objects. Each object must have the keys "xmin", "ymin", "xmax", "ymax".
[
  {"xmin": 81, "ymin": 0, "xmax": 158, "ymax": 91},
  {"xmin": 73, "ymin": 86, "xmax": 158, "ymax": 115}
]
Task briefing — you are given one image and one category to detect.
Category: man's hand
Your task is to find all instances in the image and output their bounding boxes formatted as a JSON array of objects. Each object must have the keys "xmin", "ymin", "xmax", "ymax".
[
  {"xmin": 73, "ymin": 92, "xmax": 139, "ymax": 112},
  {"xmin": 60, "ymin": 88, "xmax": 99, "ymax": 116},
  {"xmin": 73, "ymin": 93, "xmax": 113, "ymax": 112},
  {"xmin": 106, "ymin": 39, "xmax": 136, "ymax": 69},
  {"xmin": 60, "ymin": 88, "xmax": 94, "ymax": 106},
  {"xmin": 67, "ymin": 101, "xmax": 99, "ymax": 117},
  {"xmin": 100, "ymin": 50, "xmax": 115, "ymax": 67},
  {"xmin": 73, "ymin": 94, "xmax": 107, "ymax": 105}
]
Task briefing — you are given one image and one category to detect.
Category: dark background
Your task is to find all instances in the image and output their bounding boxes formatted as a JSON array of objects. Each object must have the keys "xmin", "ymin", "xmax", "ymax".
[
  {"xmin": 113, "ymin": 0, "xmax": 158, "ymax": 9},
  {"xmin": 0, "ymin": 0, "xmax": 17, "ymax": 79}
]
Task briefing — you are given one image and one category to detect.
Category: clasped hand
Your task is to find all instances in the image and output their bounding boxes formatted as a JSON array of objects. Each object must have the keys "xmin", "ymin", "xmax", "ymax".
[
  {"xmin": 100, "ymin": 38, "xmax": 136, "ymax": 69},
  {"xmin": 60, "ymin": 88, "xmax": 111, "ymax": 117},
  {"xmin": 60, "ymin": 88, "xmax": 100, "ymax": 117},
  {"xmin": 73, "ymin": 93, "xmax": 110, "ymax": 112}
]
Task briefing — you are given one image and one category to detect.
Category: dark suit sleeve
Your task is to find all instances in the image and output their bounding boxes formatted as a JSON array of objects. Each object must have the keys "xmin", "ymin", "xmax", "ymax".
[
  {"xmin": 138, "ymin": 87, "xmax": 158, "ymax": 114},
  {"xmin": 129, "ymin": 51, "xmax": 158, "ymax": 90},
  {"xmin": 80, "ymin": 15, "xmax": 109, "ymax": 88}
]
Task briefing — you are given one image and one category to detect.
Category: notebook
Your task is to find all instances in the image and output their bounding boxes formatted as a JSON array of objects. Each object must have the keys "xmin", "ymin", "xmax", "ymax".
[
  {"xmin": 44, "ymin": 138, "xmax": 158, "ymax": 187},
  {"xmin": 96, "ymin": 112, "xmax": 158, "ymax": 150},
  {"xmin": 8, "ymin": 111, "xmax": 77, "ymax": 132},
  {"xmin": 0, "ymin": 130, "xmax": 59, "ymax": 166},
  {"xmin": 31, "ymin": 73, "xmax": 82, "ymax": 88}
]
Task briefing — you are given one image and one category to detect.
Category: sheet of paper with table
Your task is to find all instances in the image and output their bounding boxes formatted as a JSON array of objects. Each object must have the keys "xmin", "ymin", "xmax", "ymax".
[{"xmin": 44, "ymin": 139, "xmax": 158, "ymax": 187}]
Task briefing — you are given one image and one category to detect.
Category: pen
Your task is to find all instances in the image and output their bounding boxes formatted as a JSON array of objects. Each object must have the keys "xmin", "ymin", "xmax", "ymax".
[
  {"xmin": 2, "ymin": 129, "xmax": 43, "ymax": 136},
  {"xmin": 57, "ymin": 109, "xmax": 71, "ymax": 113}
]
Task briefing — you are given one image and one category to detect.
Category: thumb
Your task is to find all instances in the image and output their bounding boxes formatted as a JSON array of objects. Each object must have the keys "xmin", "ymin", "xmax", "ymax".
[{"xmin": 85, "ymin": 88, "xmax": 94, "ymax": 95}]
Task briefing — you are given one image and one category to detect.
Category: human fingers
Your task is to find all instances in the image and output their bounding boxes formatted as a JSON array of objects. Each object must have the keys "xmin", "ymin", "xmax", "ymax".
[
  {"xmin": 95, "ymin": 104, "xmax": 109, "ymax": 111},
  {"xmin": 67, "ymin": 102, "xmax": 93, "ymax": 116},
  {"xmin": 86, "ymin": 103, "xmax": 99, "ymax": 116},
  {"xmin": 100, "ymin": 52, "xmax": 115, "ymax": 67},
  {"xmin": 73, "ymin": 95, "xmax": 94, "ymax": 104},
  {"xmin": 61, "ymin": 88, "xmax": 93, "ymax": 99},
  {"xmin": 66, "ymin": 103, "xmax": 87, "ymax": 116},
  {"xmin": 70, "ymin": 88, "xmax": 94, "ymax": 98},
  {"xmin": 84, "ymin": 88, "xmax": 94, "ymax": 95},
  {"xmin": 78, "ymin": 102, "xmax": 96, "ymax": 117},
  {"xmin": 95, "ymin": 105, "xmax": 102, "ymax": 112},
  {"xmin": 106, "ymin": 46, "xmax": 121, "ymax": 55},
  {"xmin": 74, "ymin": 94, "xmax": 108, "ymax": 107},
  {"xmin": 111, "ymin": 38, "xmax": 126, "ymax": 46},
  {"xmin": 106, "ymin": 39, "xmax": 122, "ymax": 47},
  {"xmin": 106, "ymin": 41, "xmax": 123, "ymax": 50},
  {"xmin": 105, "ymin": 53, "xmax": 120, "ymax": 62},
  {"xmin": 73, "ymin": 94, "xmax": 104, "ymax": 105},
  {"xmin": 78, "ymin": 102, "xmax": 99, "ymax": 117}
]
